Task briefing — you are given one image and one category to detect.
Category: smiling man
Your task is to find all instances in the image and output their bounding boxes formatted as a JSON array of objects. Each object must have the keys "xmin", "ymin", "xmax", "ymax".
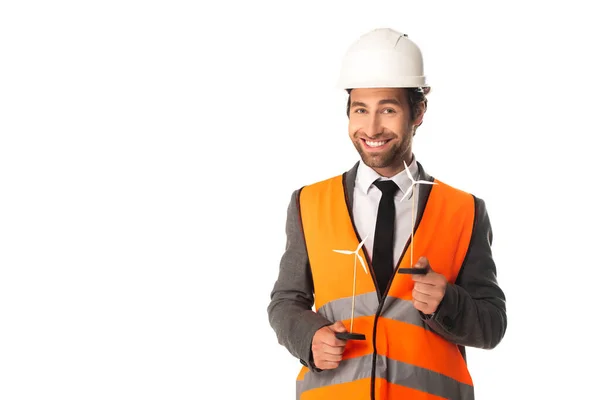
[
  {"xmin": 348, "ymin": 88, "xmax": 423, "ymax": 176},
  {"xmin": 267, "ymin": 28, "xmax": 507, "ymax": 400}
]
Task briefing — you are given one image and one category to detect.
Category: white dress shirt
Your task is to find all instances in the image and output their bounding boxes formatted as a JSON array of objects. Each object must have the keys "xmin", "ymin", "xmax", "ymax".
[{"xmin": 352, "ymin": 156, "xmax": 420, "ymax": 268}]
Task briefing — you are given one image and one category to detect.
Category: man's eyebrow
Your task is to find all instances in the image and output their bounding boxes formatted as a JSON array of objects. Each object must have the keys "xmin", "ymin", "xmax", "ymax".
[
  {"xmin": 378, "ymin": 98, "xmax": 402, "ymax": 106},
  {"xmin": 350, "ymin": 101, "xmax": 368, "ymax": 108},
  {"xmin": 350, "ymin": 99, "xmax": 402, "ymax": 108}
]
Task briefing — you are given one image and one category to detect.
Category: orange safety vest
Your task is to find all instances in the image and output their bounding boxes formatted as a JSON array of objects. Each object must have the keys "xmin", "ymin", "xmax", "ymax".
[{"xmin": 296, "ymin": 174, "xmax": 476, "ymax": 400}]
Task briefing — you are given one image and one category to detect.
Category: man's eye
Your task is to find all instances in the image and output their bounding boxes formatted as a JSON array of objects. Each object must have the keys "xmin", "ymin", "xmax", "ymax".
[
  {"xmin": 354, "ymin": 109, "xmax": 366, "ymax": 114},
  {"xmin": 382, "ymin": 108, "xmax": 396, "ymax": 114}
]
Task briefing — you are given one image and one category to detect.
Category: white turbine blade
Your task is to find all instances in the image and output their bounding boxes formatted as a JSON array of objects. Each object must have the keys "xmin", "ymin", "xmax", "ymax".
[
  {"xmin": 404, "ymin": 160, "xmax": 415, "ymax": 183},
  {"xmin": 356, "ymin": 235, "xmax": 368, "ymax": 251},
  {"xmin": 333, "ymin": 250, "xmax": 353, "ymax": 254},
  {"xmin": 356, "ymin": 254, "xmax": 369, "ymax": 274},
  {"xmin": 400, "ymin": 186, "xmax": 413, "ymax": 202}
]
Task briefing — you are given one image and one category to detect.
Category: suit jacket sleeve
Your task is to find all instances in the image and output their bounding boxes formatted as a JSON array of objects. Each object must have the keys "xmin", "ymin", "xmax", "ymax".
[
  {"xmin": 424, "ymin": 196, "xmax": 508, "ymax": 349},
  {"xmin": 267, "ymin": 189, "xmax": 333, "ymax": 370}
]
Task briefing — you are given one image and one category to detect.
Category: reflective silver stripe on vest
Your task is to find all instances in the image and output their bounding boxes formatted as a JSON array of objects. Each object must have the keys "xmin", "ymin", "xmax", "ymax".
[
  {"xmin": 317, "ymin": 292, "xmax": 427, "ymax": 329},
  {"xmin": 298, "ymin": 354, "xmax": 474, "ymax": 400},
  {"xmin": 298, "ymin": 354, "xmax": 372, "ymax": 398},
  {"xmin": 295, "ymin": 380, "xmax": 301, "ymax": 400}
]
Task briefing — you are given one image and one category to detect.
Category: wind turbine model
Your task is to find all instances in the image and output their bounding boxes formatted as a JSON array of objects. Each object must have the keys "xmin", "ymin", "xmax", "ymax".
[
  {"xmin": 332, "ymin": 235, "xmax": 369, "ymax": 340},
  {"xmin": 397, "ymin": 160, "xmax": 437, "ymax": 275}
]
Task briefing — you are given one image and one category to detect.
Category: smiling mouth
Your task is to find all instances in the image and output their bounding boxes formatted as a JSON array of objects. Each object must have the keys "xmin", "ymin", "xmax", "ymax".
[{"xmin": 362, "ymin": 138, "xmax": 391, "ymax": 149}]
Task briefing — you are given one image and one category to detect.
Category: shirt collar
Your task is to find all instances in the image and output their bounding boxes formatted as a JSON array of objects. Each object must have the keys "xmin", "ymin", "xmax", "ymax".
[{"xmin": 356, "ymin": 155, "xmax": 419, "ymax": 198}]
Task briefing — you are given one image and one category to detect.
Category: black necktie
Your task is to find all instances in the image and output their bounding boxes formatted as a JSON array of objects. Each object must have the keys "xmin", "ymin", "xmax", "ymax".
[{"xmin": 372, "ymin": 180, "xmax": 399, "ymax": 295}]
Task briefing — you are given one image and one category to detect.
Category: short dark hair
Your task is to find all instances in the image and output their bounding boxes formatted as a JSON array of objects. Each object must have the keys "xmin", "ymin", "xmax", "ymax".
[{"xmin": 345, "ymin": 88, "xmax": 428, "ymax": 122}]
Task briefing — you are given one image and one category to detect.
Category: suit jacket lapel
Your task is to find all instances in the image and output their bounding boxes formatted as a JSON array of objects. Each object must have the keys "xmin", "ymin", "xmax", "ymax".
[
  {"xmin": 414, "ymin": 161, "xmax": 434, "ymax": 230},
  {"xmin": 343, "ymin": 161, "xmax": 360, "ymax": 211}
]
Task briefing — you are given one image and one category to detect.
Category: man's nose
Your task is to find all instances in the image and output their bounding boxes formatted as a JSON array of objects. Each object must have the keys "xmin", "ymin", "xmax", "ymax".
[{"xmin": 364, "ymin": 114, "xmax": 382, "ymax": 138}]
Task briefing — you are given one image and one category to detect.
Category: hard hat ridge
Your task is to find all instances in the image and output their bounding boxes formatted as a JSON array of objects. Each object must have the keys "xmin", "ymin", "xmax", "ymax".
[{"xmin": 337, "ymin": 28, "xmax": 430, "ymax": 94}]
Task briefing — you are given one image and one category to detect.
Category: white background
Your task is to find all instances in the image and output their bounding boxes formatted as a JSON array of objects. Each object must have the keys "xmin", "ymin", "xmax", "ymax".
[{"xmin": 1, "ymin": 1, "xmax": 599, "ymax": 399}]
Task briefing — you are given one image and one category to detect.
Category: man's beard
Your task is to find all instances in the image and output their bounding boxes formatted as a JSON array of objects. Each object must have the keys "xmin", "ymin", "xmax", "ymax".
[{"xmin": 352, "ymin": 137, "xmax": 410, "ymax": 170}]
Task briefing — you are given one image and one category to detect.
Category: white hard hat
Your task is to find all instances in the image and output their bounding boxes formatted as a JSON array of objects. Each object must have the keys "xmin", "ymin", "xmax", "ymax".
[{"xmin": 337, "ymin": 28, "xmax": 430, "ymax": 94}]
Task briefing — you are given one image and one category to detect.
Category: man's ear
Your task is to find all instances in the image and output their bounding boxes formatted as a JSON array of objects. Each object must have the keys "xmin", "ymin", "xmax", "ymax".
[
  {"xmin": 413, "ymin": 101, "xmax": 427, "ymax": 129},
  {"xmin": 412, "ymin": 102, "xmax": 427, "ymax": 136}
]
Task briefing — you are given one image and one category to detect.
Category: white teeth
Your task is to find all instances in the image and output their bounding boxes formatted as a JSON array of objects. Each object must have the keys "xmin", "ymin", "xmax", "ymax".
[{"xmin": 365, "ymin": 140, "xmax": 387, "ymax": 147}]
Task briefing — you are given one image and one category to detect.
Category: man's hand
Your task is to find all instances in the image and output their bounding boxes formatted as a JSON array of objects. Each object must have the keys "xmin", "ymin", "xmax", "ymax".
[
  {"xmin": 411, "ymin": 256, "xmax": 447, "ymax": 315},
  {"xmin": 311, "ymin": 321, "xmax": 348, "ymax": 370}
]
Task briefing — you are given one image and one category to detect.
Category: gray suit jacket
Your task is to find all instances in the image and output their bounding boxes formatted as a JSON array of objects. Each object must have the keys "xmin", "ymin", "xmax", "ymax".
[{"xmin": 267, "ymin": 161, "xmax": 507, "ymax": 371}]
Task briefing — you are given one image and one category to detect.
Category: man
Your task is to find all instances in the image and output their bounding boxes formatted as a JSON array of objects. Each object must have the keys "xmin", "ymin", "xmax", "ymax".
[{"xmin": 267, "ymin": 28, "xmax": 507, "ymax": 400}]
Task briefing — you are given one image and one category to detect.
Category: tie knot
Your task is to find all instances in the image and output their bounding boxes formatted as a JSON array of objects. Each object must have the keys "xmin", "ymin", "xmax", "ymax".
[{"xmin": 373, "ymin": 180, "xmax": 399, "ymax": 196}]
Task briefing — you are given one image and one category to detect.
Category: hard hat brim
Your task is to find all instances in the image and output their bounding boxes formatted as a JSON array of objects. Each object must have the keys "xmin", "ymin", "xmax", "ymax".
[{"xmin": 339, "ymin": 84, "xmax": 431, "ymax": 95}]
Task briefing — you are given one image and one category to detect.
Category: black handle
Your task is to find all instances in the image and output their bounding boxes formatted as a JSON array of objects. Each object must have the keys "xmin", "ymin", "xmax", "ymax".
[
  {"xmin": 335, "ymin": 332, "xmax": 366, "ymax": 341},
  {"xmin": 397, "ymin": 268, "xmax": 427, "ymax": 275}
]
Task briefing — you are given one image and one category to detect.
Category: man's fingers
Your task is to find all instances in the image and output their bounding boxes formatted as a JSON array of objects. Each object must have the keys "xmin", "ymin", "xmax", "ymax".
[
  {"xmin": 414, "ymin": 282, "xmax": 445, "ymax": 299},
  {"xmin": 412, "ymin": 288, "xmax": 430, "ymax": 303},
  {"xmin": 315, "ymin": 360, "xmax": 341, "ymax": 370},
  {"xmin": 319, "ymin": 322, "xmax": 348, "ymax": 347},
  {"xmin": 313, "ymin": 325, "xmax": 347, "ymax": 349},
  {"xmin": 318, "ymin": 351, "xmax": 344, "ymax": 361},
  {"xmin": 412, "ymin": 257, "xmax": 431, "ymax": 281},
  {"xmin": 313, "ymin": 342, "xmax": 345, "ymax": 359},
  {"xmin": 413, "ymin": 282, "xmax": 434, "ymax": 295},
  {"xmin": 413, "ymin": 282, "xmax": 432, "ymax": 295},
  {"xmin": 330, "ymin": 321, "xmax": 348, "ymax": 333},
  {"xmin": 413, "ymin": 297, "xmax": 428, "ymax": 307},
  {"xmin": 313, "ymin": 338, "xmax": 345, "ymax": 369},
  {"xmin": 313, "ymin": 343, "xmax": 345, "ymax": 369},
  {"xmin": 414, "ymin": 256, "xmax": 429, "ymax": 269},
  {"xmin": 321, "ymin": 345, "xmax": 345, "ymax": 356},
  {"xmin": 412, "ymin": 298, "xmax": 429, "ymax": 314},
  {"xmin": 319, "ymin": 334, "xmax": 346, "ymax": 347},
  {"xmin": 313, "ymin": 338, "xmax": 345, "ymax": 354},
  {"xmin": 311, "ymin": 323, "xmax": 348, "ymax": 370}
]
